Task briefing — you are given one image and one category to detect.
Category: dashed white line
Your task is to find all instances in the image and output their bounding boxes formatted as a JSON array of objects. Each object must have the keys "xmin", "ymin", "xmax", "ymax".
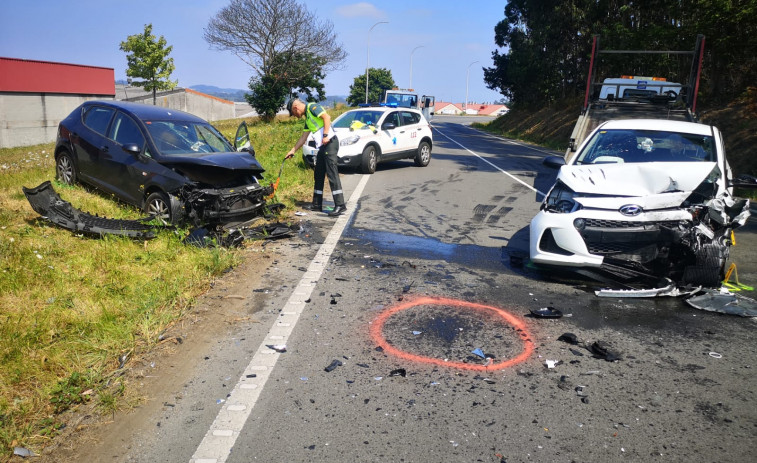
[{"xmin": 189, "ymin": 174, "xmax": 371, "ymax": 463}]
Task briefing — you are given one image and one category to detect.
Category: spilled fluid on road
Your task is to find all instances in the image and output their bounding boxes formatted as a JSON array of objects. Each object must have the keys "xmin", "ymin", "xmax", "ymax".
[{"xmin": 345, "ymin": 228, "xmax": 517, "ymax": 272}]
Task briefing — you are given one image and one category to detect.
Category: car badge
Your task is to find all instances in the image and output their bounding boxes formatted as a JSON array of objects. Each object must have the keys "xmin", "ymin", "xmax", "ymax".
[{"xmin": 619, "ymin": 204, "xmax": 643, "ymax": 216}]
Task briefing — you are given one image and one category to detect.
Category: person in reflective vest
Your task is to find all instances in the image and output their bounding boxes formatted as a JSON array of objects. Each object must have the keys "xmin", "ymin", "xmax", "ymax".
[{"xmin": 285, "ymin": 98, "xmax": 346, "ymax": 216}]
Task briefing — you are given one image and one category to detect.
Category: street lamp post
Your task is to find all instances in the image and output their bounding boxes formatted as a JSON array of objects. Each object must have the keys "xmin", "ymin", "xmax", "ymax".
[
  {"xmin": 366, "ymin": 21, "xmax": 388, "ymax": 104},
  {"xmin": 465, "ymin": 60, "xmax": 480, "ymax": 113},
  {"xmin": 409, "ymin": 45, "xmax": 425, "ymax": 89}
]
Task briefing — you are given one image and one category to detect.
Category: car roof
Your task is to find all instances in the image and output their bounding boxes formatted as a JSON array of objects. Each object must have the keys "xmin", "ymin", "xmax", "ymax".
[
  {"xmin": 82, "ymin": 100, "xmax": 207, "ymax": 123},
  {"xmin": 599, "ymin": 119, "xmax": 713, "ymax": 136}
]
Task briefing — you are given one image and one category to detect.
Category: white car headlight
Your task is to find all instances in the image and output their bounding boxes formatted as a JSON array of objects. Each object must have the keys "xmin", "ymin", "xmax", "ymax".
[
  {"xmin": 340, "ymin": 134, "xmax": 361, "ymax": 146},
  {"xmin": 543, "ymin": 181, "xmax": 582, "ymax": 213}
]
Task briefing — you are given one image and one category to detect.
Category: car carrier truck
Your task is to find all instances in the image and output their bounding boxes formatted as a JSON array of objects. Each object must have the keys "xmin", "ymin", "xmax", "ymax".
[{"xmin": 565, "ymin": 35, "xmax": 706, "ymax": 161}]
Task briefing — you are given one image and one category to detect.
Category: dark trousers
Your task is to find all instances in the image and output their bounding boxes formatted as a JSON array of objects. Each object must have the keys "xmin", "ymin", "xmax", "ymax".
[{"xmin": 313, "ymin": 136, "xmax": 345, "ymax": 207}]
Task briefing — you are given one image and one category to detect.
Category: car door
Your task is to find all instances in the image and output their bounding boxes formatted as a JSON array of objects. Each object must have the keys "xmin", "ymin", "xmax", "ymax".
[
  {"xmin": 379, "ymin": 111, "xmax": 404, "ymax": 159},
  {"xmin": 398, "ymin": 111, "xmax": 423, "ymax": 153},
  {"xmin": 234, "ymin": 121, "xmax": 251, "ymax": 152},
  {"xmin": 102, "ymin": 111, "xmax": 149, "ymax": 205},
  {"xmin": 75, "ymin": 105, "xmax": 115, "ymax": 185}
]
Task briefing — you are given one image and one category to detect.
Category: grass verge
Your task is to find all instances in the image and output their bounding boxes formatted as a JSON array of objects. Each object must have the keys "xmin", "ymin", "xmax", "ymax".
[{"xmin": 0, "ymin": 108, "xmax": 346, "ymax": 459}]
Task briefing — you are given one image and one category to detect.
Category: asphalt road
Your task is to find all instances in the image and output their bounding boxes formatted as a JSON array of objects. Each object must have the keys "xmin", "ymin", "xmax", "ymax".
[{"xmin": 58, "ymin": 115, "xmax": 757, "ymax": 463}]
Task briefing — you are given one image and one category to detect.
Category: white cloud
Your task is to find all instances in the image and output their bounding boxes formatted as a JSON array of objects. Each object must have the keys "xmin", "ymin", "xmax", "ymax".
[{"xmin": 335, "ymin": 2, "xmax": 385, "ymax": 19}]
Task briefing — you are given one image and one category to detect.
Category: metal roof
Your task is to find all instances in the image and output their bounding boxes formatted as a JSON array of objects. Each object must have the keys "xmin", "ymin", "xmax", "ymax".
[{"xmin": 0, "ymin": 56, "xmax": 115, "ymax": 95}]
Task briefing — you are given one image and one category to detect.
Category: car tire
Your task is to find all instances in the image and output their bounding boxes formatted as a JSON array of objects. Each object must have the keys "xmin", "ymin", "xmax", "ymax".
[
  {"xmin": 682, "ymin": 242, "xmax": 727, "ymax": 288},
  {"xmin": 361, "ymin": 145, "xmax": 377, "ymax": 174},
  {"xmin": 145, "ymin": 191, "xmax": 172, "ymax": 224},
  {"xmin": 414, "ymin": 141, "xmax": 431, "ymax": 167},
  {"xmin": 56, "ymin": 150, "xmax": 77, "ymax": 185}
]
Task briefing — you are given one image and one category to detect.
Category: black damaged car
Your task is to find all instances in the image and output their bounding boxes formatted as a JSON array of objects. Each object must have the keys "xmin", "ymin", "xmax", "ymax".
[{"xmin": 54, "ymin": 100, "xmax": 269, "ymax": 226}]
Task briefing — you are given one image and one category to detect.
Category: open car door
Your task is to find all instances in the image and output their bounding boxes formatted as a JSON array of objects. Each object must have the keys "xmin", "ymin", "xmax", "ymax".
[
  {"xmin": 234, "ymin": 121, "xmax": 251, "ymax": 152},
  {"xmin": 422, "ymin": 95, "xmax": 435, "ymax": 120}
]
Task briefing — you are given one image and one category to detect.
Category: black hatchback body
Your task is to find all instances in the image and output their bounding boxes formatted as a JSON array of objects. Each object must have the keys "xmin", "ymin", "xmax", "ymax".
[{"xmin": 54, "ymin": 100, "xmax": 269, "ymax": 226}]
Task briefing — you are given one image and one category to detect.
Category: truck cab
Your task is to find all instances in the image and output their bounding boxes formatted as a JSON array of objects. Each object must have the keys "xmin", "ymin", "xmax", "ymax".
[
  {"xmin": 382, "ymin": 88, "xmax": 435, "ymax": 120},
  {"xmin": 599, "ymin": 76, "xmax": 682, "ymax": 101}
]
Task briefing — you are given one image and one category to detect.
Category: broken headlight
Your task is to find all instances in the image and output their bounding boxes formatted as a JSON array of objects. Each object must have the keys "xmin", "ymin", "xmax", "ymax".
[
  {"xmin": 543, "ymin": 181, "xmax": 582, "ymax": 213},
  {"xmin": 340, "ymin": 134, "xmax": 361, "ymax": 146}
]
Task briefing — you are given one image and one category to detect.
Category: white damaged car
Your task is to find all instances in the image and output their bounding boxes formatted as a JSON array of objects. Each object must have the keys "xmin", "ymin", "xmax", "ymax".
[{"xmin": 530, "ymin": 119, "xmax": 750, "ymax": 287}]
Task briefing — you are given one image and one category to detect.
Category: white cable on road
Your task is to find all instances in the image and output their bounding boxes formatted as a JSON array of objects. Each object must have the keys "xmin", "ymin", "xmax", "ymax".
[
  {"xmin": 432, "ymin": 125, "xmax": 548, "ymax": 198},
  {"xmin": 190, "ymin": 174, "xmax": 371, "ymax": 463}
]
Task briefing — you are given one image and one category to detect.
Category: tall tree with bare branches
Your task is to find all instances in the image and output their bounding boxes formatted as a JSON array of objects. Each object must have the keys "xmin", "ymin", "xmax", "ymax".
[{"xmin": 204, "ymin": 0, "xmax": 347, "ymax": 120}]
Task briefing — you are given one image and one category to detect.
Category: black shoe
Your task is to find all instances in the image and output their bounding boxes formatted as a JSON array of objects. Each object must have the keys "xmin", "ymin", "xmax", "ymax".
[
  {"xmin": 327, "ymin": 205, "xmax": 347, "ymax": 217},
  {"xmin": 308, "ymin": 203, "xmax": 322, "ymax": 212}
]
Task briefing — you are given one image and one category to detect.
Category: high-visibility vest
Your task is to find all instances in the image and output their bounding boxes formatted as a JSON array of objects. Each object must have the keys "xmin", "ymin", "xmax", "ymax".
[{"xmin": 304, "ymin": 103, "xmax": 325, "ymax": 133}]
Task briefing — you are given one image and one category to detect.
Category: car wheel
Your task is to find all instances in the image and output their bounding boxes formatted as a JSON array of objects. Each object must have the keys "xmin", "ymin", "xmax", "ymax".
[
  {"xmin": 361, "ymin": 145, "xmax": 377, "ymax": 174},
  {"xmin": 56, "ymin": 150, "xmax": 77, "ymax": 185},
  {"xmin": 145, "ymin": 191, "xmax": 172, "ymax": 224},
  {"xmin": 414, "ymin": 141, "xmax": 431, "ymax": 167},
  {"xmin": 682, "ymin": 242, "xmax": 727, "ymax": 288}
]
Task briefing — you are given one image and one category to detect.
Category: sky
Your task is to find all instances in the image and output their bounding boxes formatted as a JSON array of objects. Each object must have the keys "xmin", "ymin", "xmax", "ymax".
[{"xmin": 0, "ymin": 0, "xmax": 508, "ymax": 104}]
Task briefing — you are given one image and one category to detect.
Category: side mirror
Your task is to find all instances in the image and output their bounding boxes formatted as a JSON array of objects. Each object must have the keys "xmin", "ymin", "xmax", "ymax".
[
  {"xmin": 122, "ymin": 143, "xmax": 142, "ymax": 156},
  {"xmin": 730, "ymin": 174, "xmax": 757, "ymax": 189},
  {"xmin": 382, "ymin": 122, "xmax": 396, "ymax": 130},
  {"xmin": 542, "ymin": 155, "xmax": 566, "ymax": 169}
]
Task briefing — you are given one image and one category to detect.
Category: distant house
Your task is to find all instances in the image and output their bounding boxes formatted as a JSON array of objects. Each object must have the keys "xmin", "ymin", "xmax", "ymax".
[
  {"xmin": 0, "ymin": 57, "xmax": 115, "ymax": 148},
  {"xmin": 434, "ymin": 101, "xmax": 464, "ymax": 115},
  {"xmin": 474, "ymin": 104, "xmax": 509, "ymax": 116},
  {"xmin": 433, "ymin": 101, "xmax": 509, "ymax": 116}
]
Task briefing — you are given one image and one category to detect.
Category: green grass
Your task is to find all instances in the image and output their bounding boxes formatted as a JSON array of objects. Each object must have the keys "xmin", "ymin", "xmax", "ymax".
[{"xmin": 0, "ymin": 109, "xmax": 348, "ymax": 459}]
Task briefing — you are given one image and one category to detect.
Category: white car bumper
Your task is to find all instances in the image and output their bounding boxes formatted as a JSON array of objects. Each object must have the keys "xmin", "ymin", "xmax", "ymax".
[{"xmin": 530, "ymin": 207, "xmax": 692, "ymax": 267}]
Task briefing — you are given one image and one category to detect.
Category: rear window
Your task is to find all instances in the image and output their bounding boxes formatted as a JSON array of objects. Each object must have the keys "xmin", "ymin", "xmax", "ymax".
[
  {"xmin": 401, "ymin": 111, "xmax": 421, "ymax": 125},
  {"xmin": 83, "ymin": 106, "xmax": 115, "ymax": 136},
  {"xmin": 576, "ymin": 129, "xmax": 716, "ymax": 165}
]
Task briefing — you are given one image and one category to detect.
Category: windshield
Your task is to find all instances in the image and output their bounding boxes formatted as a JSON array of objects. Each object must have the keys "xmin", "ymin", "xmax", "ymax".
[
  {"xmin": 575, "ymin": 129, "xmax": 716, "ymax": 165},
  {"xmin": 146, "ymin": 120, "xmax": 234, "ymax": 155},
  {"xmin": 333, "ymin": 110, "xmax": 383, "ymax": 129},
  {"xmin": 385, "ymin": 92, "xmax": 418, "ymax": 108}
]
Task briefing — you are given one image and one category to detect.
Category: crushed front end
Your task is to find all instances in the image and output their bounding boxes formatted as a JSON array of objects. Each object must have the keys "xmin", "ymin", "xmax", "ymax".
[
  {"xmin": 179, "ymin": 182, "xmax": 274, "ymax": 227},
  {"xmin": 530, "ymin": 162, "xmax": 751, "ymax": 288}
]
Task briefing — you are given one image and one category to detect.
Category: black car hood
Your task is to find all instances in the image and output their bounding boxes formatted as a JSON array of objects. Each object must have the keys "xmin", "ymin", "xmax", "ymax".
[{"xmin": 159, "ymin": 152, "xmax": 265, "ymax": 187}]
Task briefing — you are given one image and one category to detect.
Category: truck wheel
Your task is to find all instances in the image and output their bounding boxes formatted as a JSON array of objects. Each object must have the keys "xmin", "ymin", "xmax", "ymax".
[
  {"xmin": 414, "ymin": 141, "xmax": 431, "ymax": 167},
  {"xmin": 145, "ymin": 191, "xmax": 172, "ymax": 224},
  {"xmin": 56, "ymin": 150, "xmax": 77, "ymax": 185},
  {"xmin": 361, "ymin": 145, "xmax": 377, "ymax": 174}
]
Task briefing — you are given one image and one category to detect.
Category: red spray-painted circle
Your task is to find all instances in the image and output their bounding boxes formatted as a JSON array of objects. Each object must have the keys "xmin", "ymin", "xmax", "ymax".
[{"xmin": 370, "ymin": 296, "xmax": 534, "ymax": 371}]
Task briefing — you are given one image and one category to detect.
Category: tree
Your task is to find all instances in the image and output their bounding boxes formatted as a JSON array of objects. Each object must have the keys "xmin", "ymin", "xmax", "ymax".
[
  {"xmin": 119, "ymin": 24, "xmax": 177, "ymax": 105},
  {"xmin": 204, "ymin": 0, "xmax": 346, "ymax": 116},
  {"xmin": 246, "ymin": 75, "xmax": 288, "ymax": 122},
  {"xmin": 244, "ymin": 51, "xmax": 327, "ymax": 121},
  {"xmin": 346, "ymin": 68, "xmax": 396, "ymax": 107},
  {"xmin": 484, "ymin": 0, "xmax": 757, "ymax": 108}
]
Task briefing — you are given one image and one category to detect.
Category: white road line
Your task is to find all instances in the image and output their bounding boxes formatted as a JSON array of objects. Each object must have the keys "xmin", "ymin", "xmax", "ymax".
[
  {"xmin": 189, "ymin": 174, "xmax": 371, "ymax": 463},
  {"xmin": 432, "ymin": 125, "xmax": 548, "ymax": 198}
]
